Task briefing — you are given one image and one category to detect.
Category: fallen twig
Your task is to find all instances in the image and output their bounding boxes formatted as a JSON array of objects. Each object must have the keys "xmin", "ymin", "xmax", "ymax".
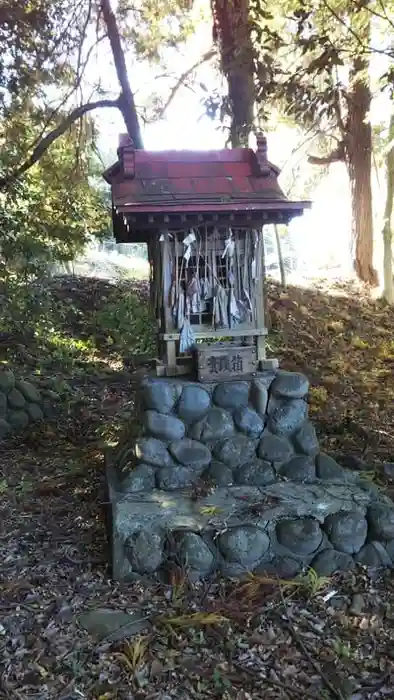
[
  {"xmin": 233, "ymin": 662, "xmax": 319, "ymax": 699},
  {"xmin": 276, "ymin": 588, "xmax": 346, "ymax": 700}
]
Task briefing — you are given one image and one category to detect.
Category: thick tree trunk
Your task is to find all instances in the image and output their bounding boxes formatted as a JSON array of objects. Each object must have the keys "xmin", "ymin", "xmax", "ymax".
[
  {"xmin": 345, "ymin": 53, "xmax": 378, "ymax": 285},
  {"xmin": 382, "ymin": 113, "xmax": 394, "ymax": 303},
  {"xmin": 100, "ymin": 0, "xmax": 143, "ymax": 148},
  {"xmin": 211, "ymin": 0, "xmax": 255, "ymax": 147}
]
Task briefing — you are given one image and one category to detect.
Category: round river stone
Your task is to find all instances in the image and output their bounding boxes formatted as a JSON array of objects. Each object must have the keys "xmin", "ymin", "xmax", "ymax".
[
  {"xmin": 7, "ymin": 388, "xmax": 26, "ymax": 410},
  {"xmin": 280, "ymin": 456, "xmax": 316, "ymax": 483},
  {"xmin": 125, "ymin": 529, "xmax": 163, "ymax": 573},
  {"xmin": 293, "ymin": 421, "xmax": 319, "ymax": 457},
  {"xmin": 25, "ymin": 403, "xmax": 44, "ymax": 422},
  {"xmin": 257, "ymin": 555, "xmax": 301, "ymax": 578},
  {"xmin": 271, "ymin": 371, "xmax": 309, "ymax": 399},
  {"xmin": 311, "ymin": 549, "xmax": 356, "ymax": 576},
  {"xmin": 354, "ymin": 541, "xmax": 392, "ymax": 568},
  {"xmin": 156, "ymin": 465, "xmax": 199, "ymax": 490},
  {"xmin": 276, "ymin": 518, "xmax": 323, "ymax": 555},
  {"xmin": 235, "ymin": 459, "xmax": 275, "ymax": 486},
  {"xmin": 0, "ymin": 418, "xmax": 11, "ymax": 439},
  {"xmin": 0, "ymin": 392, "xmax": 7, "ymax": 418},
  {"xmin": 177, "ymin": 532, "xmax": 214, "ymax": 574},
  {"xmin": 316, "ymin": 453, "xmax": 347, "ymax": 480},
  {"xmin": 144, "ymin": 410, "xmax": 185, "ymax": 442},
  {"xmin": 134, "ymin": 437, "xmax": 174, "ymax": 468},
  {"xmin": 213, "ymin": 435, "xmax": 257, "ymax": 469},
  {"xmin": 323, "ymin": 511, "xmax": 367, "ymax": 554},
  {"xmin": 250, "ymin": 378, "xmax": 269, "ymax": 415},
  {"xmin": 189, "ymin": 407, "xmax": 234, "ymax": 442},
  {"xmin": 141, "ymin": 379, "xmax": 180, "ymax": 414},
  {"xmin": 121, "ymin": 464, "xmax": 156, "ymax": 493},
  {"xmin": 7, "ymin": 410, "xmax": 29, "ymax": 431},
  {"xmin": 15, "ymin": 379, "xmax": 41, "ymax": 403},
  {"xmin": 205, "ymin": 460, "xmax": 234, "ymax": 486},
  {"xmin": 233, "ymin": 406, "xmax": 265, "ymax": 437},
  {"xmin": 169, "ymin": 438, "xmax": 211, "ymax": 470},
  {"xmin": 367, "ymin": 504, "xmax": 394, "ymax": 540},
  {"xmin": 218, "ymin": 526, "xmax": 270, "ymax": 566},
  {"xmin": 0, "ymin": 369, "xmax": 15, "ymax": 395},
  {"xmin": 177, "ymin": 385, "xmax": 211, "ymax": 423},
  {"xmin": 257, "ymin": 433, "xmax": 293, "ymax": 466},
  {"xmin": 267, "ymin": 396, "xmax": 307, "ymax": 436},
  {"xmin": 213, "ymin": 382, "xmax": 249, "ymax": 410}
]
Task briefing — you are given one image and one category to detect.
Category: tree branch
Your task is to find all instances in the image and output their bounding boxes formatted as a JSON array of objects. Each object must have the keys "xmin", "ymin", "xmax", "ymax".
[
  {"xmin": 0, "ymin": 98, "xmax": 121, "ymax": 189},
  {"xmin": 156, "ymin": 48, "xmax": 216, "ymax": 120},
  {"xmin": 308, "ymin": 142, "xmax": 345, "ymax": 165},
  {"xmin": 100, "ymin": 0, "xmax": 143, "ymax": 147}
]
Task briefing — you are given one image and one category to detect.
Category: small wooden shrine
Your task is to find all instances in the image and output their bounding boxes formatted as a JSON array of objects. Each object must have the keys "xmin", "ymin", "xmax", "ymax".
[{"xmin": 103, "ymin": 134, "xmax": 310, "ymax": 379}]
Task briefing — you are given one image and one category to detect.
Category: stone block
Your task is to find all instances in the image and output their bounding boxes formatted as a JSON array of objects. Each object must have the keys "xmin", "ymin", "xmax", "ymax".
[
  {"xmin": 7, "ymin": 388, "xmax": 26, "ymax": 410},
  {"xmin": 141, "ymin": 378, "xmax": 180, "ymax": 414},
  {"xmin": 121, "ymin": 465, "xmax": 156, "ymax": 493},
  {"xmin": 213, "ymin": 435, "xmax": 257, "ymax": 469},
  {"xmin": 177, "ymin": 385, "xmax": 211, "ymax": 423},
  {"xmin": 189, "ymin": 408, "xmax": 234, "ymax": 442},
  {"xmin": 0, "ymin": 369, "xmax": 15, "ymax": 395},
  {"xmin": 280, "ymin": 456, "xmax": 316, "ymax": 483},
  {"xmin": 15, "ymin": 379, "xmax": 41, "ymax": 403},
  {"xmin": 233, "ymin": 406, "xmax": 265, "ymax": 437},
  {"xmin": 234, "ymin": 460, "xmax": 275, "ymax": 486},
  {"xmin": 275, "ymin": 518, "xmax": 323, "ymax": 555},
  {"xmin": 250, "ymin": 379, "xmax": 269, "ymax": 415},
  {"xmin": 213, "ymin": 381, "xmax": 249, "ymax": 409},
  {"xmin": 143, "ymin": 410, "xmax": 185, "ymax": 442},
  {"xmin": 257, "ymin": 433, "xmax": 293, "ymax": 466},
  {"xmin": 205, "ymin": 460, "xmax": 234, "ymax": 486},
  {"xmin": 367, "ymin": 504, "xmax": 394, "ymax": 539},
  {"xmin": 271, "ymin": 371, "xmax": 309, "ymax": 399},
  {"xmin": 311, "ymin": 549, "xmax": 356, "ymax": 576},
  {"xmin": 169, "ymin": 438, "xmax": 211, "ymax": 470},
  {"xmin": 267, "ymin": 396, "xmax": 308, "ymax": 436},
  {"xmin": 106, "ymin": 370, "xmax": 394, "ymax": 582},
  {"xmin": 218, "ymin": 526, "xmax": 270, "ymax": 567},
  {"xmin": 324, "ymin": 511, "xmax": 367, "ymax": 554},
  {"xmin": 293, "ymin": 421, "xmax": 319, "ymax": 456},
  {"xmin": 134, "ymin": 437, "xmax": 174, "ymax": 468}
]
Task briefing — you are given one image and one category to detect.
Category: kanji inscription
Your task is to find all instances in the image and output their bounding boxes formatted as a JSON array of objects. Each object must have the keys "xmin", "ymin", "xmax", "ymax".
[
  {"xmin": 207, "ymin": 353, "xmax": 244, "ymax": 375},
  {"xmin": 197, "ymin": 345, "xmax": 256, "ymax": 382}
]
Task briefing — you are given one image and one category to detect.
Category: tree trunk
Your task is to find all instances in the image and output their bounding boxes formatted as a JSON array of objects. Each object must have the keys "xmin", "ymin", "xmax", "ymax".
[
  {"xmin": 382, "ymin": 113, "xmax": 394, "ymax": 303},
  {"xmin": 211, "ymin": 0, "xmax": 255, "ymax": 147},
  {"xmin": 100, "ymin": 0, "xmax": 143, "ymax": 148},
  {"xmin": 345, "ymin": 52, "xmax": 378, "ymax": 285}
]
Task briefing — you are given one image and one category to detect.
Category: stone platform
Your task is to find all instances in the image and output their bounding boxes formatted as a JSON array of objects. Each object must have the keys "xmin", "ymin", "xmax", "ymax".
[{"xmin": 106, "ymin": 370, "xmax": 394, "ymax": 582}]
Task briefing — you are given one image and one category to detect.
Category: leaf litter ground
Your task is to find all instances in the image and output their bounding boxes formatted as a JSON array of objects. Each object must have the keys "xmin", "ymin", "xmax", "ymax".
[{"xmin": 1, "ymin": 275, "xmax": 394, "ymax": 700}]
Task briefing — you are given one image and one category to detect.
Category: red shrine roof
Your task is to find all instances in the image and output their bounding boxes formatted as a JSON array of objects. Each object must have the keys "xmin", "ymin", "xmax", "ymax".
[{"xmin": 103, "ymin": 133, "xmax": 310, "ymax": 241}]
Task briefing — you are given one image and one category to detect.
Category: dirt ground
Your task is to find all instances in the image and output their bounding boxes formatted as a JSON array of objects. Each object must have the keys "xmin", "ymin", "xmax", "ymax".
[{"xmin": 1, "ymin": 275, "xmax": 394, "ymax": 700}]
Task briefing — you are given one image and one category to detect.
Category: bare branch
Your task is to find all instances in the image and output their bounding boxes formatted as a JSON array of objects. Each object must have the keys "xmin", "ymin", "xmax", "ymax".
[
  {"xmin": 320, "ymin": 0, "xmax": 391, "ymax": 57},
  {"xmin": 0, "ymin": 98, "xmax": 121, "ymax": 189},
  {"xmin": 308, "ymin": 142, "xmax": 345, "ymax": 165},
  {"xmin": 156, "ymin": 48, "xmax": 216, "ymax": 120}
]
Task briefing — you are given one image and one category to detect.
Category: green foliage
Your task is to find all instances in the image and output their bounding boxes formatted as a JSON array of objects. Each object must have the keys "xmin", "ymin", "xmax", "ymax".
[
  {"xmin": 0, "ymin": 109, "xmax": 109, "ymax": 335},
  {"xmin": 119, "ymin": 0, "xmax": 196, "ymax": 62},
  {"xmin": 95, "ymin": 285, "xmax": 156, "ymax": 357}
]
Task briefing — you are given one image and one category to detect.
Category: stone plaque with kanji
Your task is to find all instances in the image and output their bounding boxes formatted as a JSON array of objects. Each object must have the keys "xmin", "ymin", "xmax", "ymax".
[{"xmin": 196, "ymin": 344, "xmax": 257, "ymax": 382}]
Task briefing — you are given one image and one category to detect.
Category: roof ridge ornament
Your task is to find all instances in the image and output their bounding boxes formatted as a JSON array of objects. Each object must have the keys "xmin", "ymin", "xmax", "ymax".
[
  {"xmin": 255, "ymin": 131, "xmax": 281, "ymax": 178},
  {"xmin": 117, "ymin": 133, "xmax": 135, "ymax": 178}
]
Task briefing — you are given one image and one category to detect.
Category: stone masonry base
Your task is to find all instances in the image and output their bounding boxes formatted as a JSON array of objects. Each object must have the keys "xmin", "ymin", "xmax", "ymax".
[{"xmin": 106, "ymin": 370, "xmax": 394, "ymax": 582}]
